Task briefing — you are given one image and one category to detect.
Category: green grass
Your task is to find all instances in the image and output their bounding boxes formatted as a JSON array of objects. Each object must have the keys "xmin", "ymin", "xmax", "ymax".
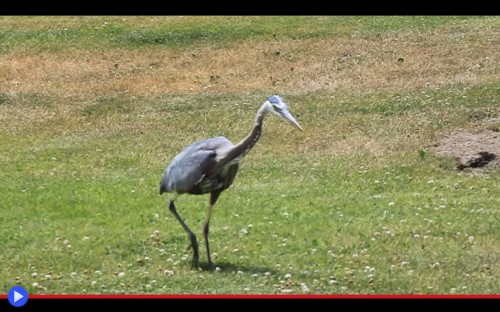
[
  {"xmin": 1, "ymin": 16, "xmax": 499, "ymax": 295},
  {"xmin": 0, "ymin": 16, "xmax": 494, "ymax": 53}
]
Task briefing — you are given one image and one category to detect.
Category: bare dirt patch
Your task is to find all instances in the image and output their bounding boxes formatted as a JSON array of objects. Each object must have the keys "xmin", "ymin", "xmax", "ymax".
[{"xmin": 431, "ymin": 130, "xmax": 500, "ymax": 170}]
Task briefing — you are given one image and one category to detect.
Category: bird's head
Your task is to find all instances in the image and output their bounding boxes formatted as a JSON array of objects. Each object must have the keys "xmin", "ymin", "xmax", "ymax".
[{"xmin": 265, "ymin": 95, "xmax": 303, "ymax": 131}]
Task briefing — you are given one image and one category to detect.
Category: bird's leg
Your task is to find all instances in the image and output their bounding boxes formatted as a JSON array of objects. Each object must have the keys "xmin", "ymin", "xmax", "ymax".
[
  {"xmin": 169, "ymin": 200, "xmax": 199, "ymax": 268},
  {"xmin": 204, "ymin": 191, "xmax": 221, "ymax": 271},
  {"xmin": 202, "ymin": 206, "xmax": 214, "ymax": 271}
]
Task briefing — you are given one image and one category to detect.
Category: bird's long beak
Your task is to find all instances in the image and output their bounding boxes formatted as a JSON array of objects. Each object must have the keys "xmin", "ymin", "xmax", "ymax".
[{"xmin": 281, "ymin": 110, "xmax": 303, "ymax": 131}]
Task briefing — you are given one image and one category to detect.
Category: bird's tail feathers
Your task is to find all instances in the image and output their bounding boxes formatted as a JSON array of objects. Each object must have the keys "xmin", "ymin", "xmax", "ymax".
[{"xmin": 160, "ymin": 181, "xmax": 167, "ymax": 195}]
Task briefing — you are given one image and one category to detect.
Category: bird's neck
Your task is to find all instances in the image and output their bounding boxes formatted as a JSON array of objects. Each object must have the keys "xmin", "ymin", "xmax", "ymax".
[
  {"xmin": 234, "ymin": 104, "xmax": 267, "ymax": 157},
  {"xmin": 218, "ymin": 104, "xmax": 267, "ymax": 168}
]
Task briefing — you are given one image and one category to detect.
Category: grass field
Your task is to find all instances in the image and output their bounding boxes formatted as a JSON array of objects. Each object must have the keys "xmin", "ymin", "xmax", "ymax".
[{"xmin": 1, "ymin": 16, "xmax": 499, "ymax": 295}]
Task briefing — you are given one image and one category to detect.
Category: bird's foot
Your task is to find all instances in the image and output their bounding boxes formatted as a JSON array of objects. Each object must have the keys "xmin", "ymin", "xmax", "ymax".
[
  {"xmin": 191, "ymin": 255, "xmax": 199, "ymax": 269},
  {"xmin": 186, "ymin": 236, "xmax": 199, "ymax": 269},
  {"xmin": 207, "ymin": 261, "xmax": 215, "ymax": 271},
  {"xmin": 186, "ymin": 244, "xmax": 197, "ymax": 268}
]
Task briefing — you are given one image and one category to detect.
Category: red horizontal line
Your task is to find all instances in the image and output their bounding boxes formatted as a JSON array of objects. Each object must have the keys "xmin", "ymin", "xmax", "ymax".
[{"xmin": 1, "ymin": 294, "xmax": 499, "ymax": 299}]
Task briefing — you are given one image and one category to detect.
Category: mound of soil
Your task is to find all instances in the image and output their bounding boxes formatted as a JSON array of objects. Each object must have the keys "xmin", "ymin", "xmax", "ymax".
[{"xmin": 430, "ymin": 130, "xmax": 500, "ymax": 170}]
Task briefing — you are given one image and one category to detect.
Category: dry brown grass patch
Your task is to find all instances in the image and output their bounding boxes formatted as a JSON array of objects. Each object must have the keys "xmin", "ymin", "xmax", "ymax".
[{"xmin": 1, "ymin": 28, "xmax": 499, "ymax": 100}]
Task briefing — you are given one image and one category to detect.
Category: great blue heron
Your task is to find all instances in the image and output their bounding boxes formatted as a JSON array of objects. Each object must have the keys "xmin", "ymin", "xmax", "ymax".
[{"xmin": 160, "ymin": 95, "xmax": 302, "ymax": 270}]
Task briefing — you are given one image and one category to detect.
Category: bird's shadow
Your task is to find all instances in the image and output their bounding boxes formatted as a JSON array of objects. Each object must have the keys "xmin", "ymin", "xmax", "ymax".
[{"xmin": 198, "ymin": 261, "xmax": 279, "ymax": 275}]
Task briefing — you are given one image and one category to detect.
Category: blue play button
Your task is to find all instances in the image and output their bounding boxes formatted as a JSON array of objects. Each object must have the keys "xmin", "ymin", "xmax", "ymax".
[{"xmin": 8, "ymin": 286, "xmax": 29, "ymax": 307}]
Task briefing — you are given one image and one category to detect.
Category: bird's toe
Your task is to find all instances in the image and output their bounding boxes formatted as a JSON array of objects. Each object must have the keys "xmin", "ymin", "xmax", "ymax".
[{"xmin": 207, "ymin": 261, "xmax": 215, "ymax": 271}]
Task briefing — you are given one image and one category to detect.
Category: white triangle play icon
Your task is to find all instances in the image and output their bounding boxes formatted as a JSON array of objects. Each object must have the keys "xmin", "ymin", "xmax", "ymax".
[{"xmin": 14, "ymin": 291, "xmax": 24, "ymax": 302}]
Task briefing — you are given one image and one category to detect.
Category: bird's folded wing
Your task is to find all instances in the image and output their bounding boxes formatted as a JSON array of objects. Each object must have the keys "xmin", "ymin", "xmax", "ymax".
[{"xmin": 163, "ymin": 149, "xmax": 217, "ymax": 193}]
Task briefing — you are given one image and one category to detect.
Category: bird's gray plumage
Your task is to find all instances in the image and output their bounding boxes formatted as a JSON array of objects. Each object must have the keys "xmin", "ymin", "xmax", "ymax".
[
  {"xmin": 159, "ymin": 95, "xmax": 302, "ymax": 270},
  {"xmin": 160, "ymin": 136, "xmax": 235, "ymax": 195}
]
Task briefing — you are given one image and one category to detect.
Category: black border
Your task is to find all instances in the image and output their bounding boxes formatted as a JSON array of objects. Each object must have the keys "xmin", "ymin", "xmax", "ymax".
[
  {"xmin": 2, "ymin": 1, "xmax": 498, "ymax": 15},
  {"xmin": 1, "ymin": 297, "xmax": 494, "ymax": 311}
]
